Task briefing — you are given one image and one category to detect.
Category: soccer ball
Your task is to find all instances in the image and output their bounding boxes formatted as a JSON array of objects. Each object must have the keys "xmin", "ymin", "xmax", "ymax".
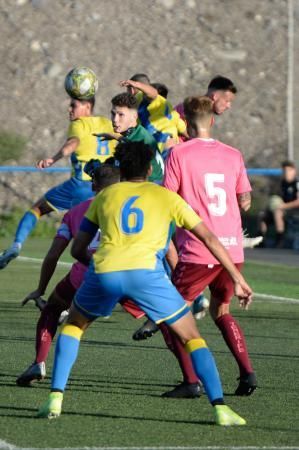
[
  {"xmin": 192, "ymin": 294, "xmax": 210, "ymax": 320},
  {"xmin": 64, "ymin": 67, "xmax": 98, "ymax": 100}
]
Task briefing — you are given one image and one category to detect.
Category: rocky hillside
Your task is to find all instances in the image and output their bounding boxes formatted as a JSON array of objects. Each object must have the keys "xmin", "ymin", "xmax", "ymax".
[{"xmin": 0, "ymin": 0, "xmax": 288, "ymax": 208}]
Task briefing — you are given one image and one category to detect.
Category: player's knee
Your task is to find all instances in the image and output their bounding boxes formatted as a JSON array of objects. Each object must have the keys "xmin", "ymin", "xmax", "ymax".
[
  {"xmin": 209, "ymin": 299, "xmax": 230, "ymax": 321},
  {"xmin": 32, "ymin": 198, "xmax": 54, "ymax": 216},
  {"xmin": 47, "ymin": 292, "xmax": 70, "ymax": 312}
]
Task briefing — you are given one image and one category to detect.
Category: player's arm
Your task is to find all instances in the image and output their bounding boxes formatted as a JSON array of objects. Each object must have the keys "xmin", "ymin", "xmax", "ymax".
[
  {"xmin": 22, "ymin": 237, "xmax": 69, "ymax": 306},
  {"xmin": 71, "ymin": 217, "xmax": 98, "ymax": 266},
  {"xmin": 93, "ymin": 132, "xmax": 122, "ymax": 141},
  {"xmin": 119, "ymin": 80, "xmax": 158, "ymax": 100},
  {"xmin": 190, "ymin": 222, "xmax": 253, "ymax": 308},
  {"xmin": 237, "ymin": 191, "xmax": 251, "ymax": 212},
  {"xmin": 278, "ymin": 195, "xmax": 299, "ymax": 210},
  {"xmin": 165, "ymin": 239, "xmax": 179, "ymax": 272},
  {"xmin": 36, "ymin": 137, "xmax": 79, "ymax": 169}
]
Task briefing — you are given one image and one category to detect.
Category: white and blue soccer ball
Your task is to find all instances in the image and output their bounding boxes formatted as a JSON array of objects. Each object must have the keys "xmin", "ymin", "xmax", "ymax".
[{"xmin": 64, "ymin": 67, "xmax": 98, "ymax": 100}]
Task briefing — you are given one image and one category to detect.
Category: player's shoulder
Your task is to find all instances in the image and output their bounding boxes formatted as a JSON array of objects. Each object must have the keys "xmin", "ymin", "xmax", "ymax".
[
  {"xmin": 168, "ymin": 139, "xmax": 195, "ymax": 157},
  {"xmin": 63, "ymin": 198, "xmax": 93, "ymax": 223},
  {"xmin": 93, "ymin": 115, "xmax": 112, "ymax": 126},
  {"xmin": 70, "ymin": 198, "xmax": 93, "ymax": 215},
  {"xmin": 153, "ymin": 183, "xmax": 180, "ymax": 200},
  {"xmin": 216, "ymin": 140, "xmax": 242, "ymax": 156}
]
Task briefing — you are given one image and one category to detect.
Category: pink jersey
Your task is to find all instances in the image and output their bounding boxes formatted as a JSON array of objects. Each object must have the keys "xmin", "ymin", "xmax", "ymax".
[
  {"xmin": 55, "ymin": 199, "xmax": 100, "ymax": 289},
  {"xmin": 163, "ymin": 138, "xmax": 252, "ymax": 264}
]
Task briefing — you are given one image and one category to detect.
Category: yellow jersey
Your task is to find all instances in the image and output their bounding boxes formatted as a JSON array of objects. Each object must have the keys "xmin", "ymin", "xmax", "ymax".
[
  {"xmin": 137, "ymin": 94, "xmax": 186, "ymax": 152},
  {"xmin": 84, "ymin": 181, "xmax": 201, "ymax": 273},
  {"xmin": 67, "ymin": 116, "xmax": 116, "ymax": 181}
]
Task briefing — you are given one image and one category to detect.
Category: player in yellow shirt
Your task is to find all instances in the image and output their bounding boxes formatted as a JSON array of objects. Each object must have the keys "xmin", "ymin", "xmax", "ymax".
[
  {"xmin": 120, "ymin": 78, "xmax": 187, "ymax": 154},
  {"xmin": 0, "ymin": 97, "xmax": 115, "ymax": 269},
  {"xmin": 37, "ymin": 140, "xmax": 252, "ymax": 426}
]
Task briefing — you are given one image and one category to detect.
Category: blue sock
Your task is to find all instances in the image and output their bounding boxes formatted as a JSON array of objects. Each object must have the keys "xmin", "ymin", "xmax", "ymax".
[
  {"xmin": 15, "ymin": 210, "xmax": 40, "ymax": 245},
  {"xmin": 185, "ymin": 338, "xmax": 223, "ymax": 403},
  {"xmin": 51, "ymin": 325, "xmax": 83, "ymax": 392}
]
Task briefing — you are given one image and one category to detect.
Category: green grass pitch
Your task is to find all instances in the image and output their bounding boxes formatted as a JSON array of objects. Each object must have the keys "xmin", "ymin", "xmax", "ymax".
[{"xmin": 0, "ymin": 238, "xmax": 298, "ymax": 449}]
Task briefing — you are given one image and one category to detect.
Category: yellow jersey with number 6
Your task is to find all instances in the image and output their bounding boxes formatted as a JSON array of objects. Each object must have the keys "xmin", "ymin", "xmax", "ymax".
[{"xmin": 84, "ymin": 181, "xmax": 201, "ymax": 273}]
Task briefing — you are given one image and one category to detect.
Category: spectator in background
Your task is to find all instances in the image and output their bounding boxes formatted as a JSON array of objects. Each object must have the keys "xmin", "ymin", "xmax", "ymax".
[{"xmin": 258, "ymin": 160, "xmax": 299, "ymax": 248}]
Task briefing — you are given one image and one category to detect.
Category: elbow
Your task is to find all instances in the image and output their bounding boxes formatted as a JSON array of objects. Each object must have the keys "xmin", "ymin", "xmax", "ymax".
[
  {"xmin": 239, "ymin": 198, "xmax": 251, "ymax": 212},
  {"xmin": 241, "ymin": 201, "xmax": 251, "ymax": 212}
]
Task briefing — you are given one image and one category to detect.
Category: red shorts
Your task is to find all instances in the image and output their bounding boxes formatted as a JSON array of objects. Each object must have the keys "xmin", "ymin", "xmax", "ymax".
[
  {"xmin": 172, "ymin": 261, "xmax": 243, "ymax": 305},
  {"xmin": 55, "ymin": 272, "xmax": 77, "ymax": 307}
]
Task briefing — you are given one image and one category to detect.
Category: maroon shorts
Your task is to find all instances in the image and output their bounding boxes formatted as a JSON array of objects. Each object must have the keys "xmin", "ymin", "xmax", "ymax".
[
  {"xmin": 55, "ymin": 272, "xmax": 77, "ymax": 307},
  {"xmin": 172, "ymin": 261, "xmax": 243, "ymax": 305}
]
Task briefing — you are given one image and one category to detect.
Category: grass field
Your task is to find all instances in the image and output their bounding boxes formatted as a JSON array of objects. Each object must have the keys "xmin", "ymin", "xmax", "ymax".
[{"xmin": 0, "ymin": 238, "xmax": 298, "ymax": 450}]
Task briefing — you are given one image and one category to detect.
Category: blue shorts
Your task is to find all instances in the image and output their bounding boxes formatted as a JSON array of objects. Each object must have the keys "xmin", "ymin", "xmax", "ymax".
[
  {"xmin": 73, "ymin": 266, "xmax": 190, "ymax": 325},
  {"xmin": 44, "ymin": 177, "xmax": 94, "ymax": 211}
]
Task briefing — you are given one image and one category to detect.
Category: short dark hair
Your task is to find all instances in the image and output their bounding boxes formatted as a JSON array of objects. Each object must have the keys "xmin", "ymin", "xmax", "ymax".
[
  {"xmin": 111, "ymin": 92, "xmax": 138, "ymax": 110},
  {"xmin": 281, "ymin": 160, "xmax": 296, "ymax": 169},
  {"xmin": 207, "ymin": 76, "xmax": 237, "ymax": 94},
  {"xmin": 71, "ymin": 96, "xmax": 95, "ymax": 111},
  {"xmin": 93, "ymin": 163, "xmax": 120, "ymax": 189},
  {"xmin": 114, "ymin": 141, "xmax": 155, "ymax": 180},
  {"xmin": 130, "ymin": 73, "xmax": 150, "ymax": 84},
  {"xmin": 151, "ymin": 83, "xmax": 168, "ymax": 99},
  {"xmin": 82, "ymin": 96, "xmax": 95, "ymax": 111},
  {"xmin": 184, "ymin": 96, "xmax": 213, "ymax": 119}
]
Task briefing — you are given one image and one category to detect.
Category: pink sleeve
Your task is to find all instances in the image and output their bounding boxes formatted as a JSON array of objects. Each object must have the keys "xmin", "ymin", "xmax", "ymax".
[
  {"xmin": 236, "ymin": 153, "xmax": 252, "ymax": 194},
  {"xmin": 163, "ymin": 149, "xmax": 181, "ymax": 193}
]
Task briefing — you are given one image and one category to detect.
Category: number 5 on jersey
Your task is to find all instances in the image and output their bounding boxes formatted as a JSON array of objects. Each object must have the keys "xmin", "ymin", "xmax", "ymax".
[{"xmin": 204, "ymin": 173, "xmax": 227, "ymax": 216}]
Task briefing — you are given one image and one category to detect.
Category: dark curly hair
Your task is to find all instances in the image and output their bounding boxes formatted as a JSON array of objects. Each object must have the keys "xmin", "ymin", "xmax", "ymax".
[
  {"xmin": 114, "ymin": 141, "xmax": 155, "ymax": 180},
  {"xmin": 93, "ymin": 163, "xmax": 120, "ymax": 189},
  {"xmin": 111, "ymin": 92, "xmax": 138, "ymax": 110}
]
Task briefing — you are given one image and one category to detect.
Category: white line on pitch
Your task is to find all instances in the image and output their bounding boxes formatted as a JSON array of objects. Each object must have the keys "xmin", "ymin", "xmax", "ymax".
[
  {"xmin": 18, "ymin": 255, "xmax": 72, "ymax": 268},
  {"xmin": 1, "ymin": 441, "xmax": 299, "ymax": 450},
  {"xmin": 16, "ymin": 256, "xmax": 299, "ymax": 304}
]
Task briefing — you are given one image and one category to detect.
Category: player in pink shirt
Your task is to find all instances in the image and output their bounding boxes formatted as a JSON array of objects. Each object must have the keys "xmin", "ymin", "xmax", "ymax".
[
  {"xmin": 16, "ymin": 163, "xmax": 121, "ymax": 386},
  {"xmin": 161, "ymin": 95, "xmax": 257, "ymax": 398},
  {"xmin": 174, "ymin": 75, "xmax": 237, "ymax": 120}
]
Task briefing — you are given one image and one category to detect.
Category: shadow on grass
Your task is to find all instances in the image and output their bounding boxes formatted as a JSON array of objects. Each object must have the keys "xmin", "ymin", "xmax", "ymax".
[{"xmin": 0, "ymin": 404, "xmax": 214, "ymax": 425}]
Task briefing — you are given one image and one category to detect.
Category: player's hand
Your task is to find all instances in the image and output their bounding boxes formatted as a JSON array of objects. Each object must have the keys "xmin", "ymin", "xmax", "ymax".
[
  {"xmin": 22, "ymin": 290, "xmax": 46, "ymax": 311},
  {"xmin": 36, "ymin": 158, "xmax": 54, "ymax": 169},
  {"xmin": 93, "ymin": 133, "xmax": 119, "ymax": 141},
  {"xmin": 164, "ymin": 136, "xmax": 177, "ymax": 150},
  {"xmin": 119, "ymin": 79, "xmax": 138, "ymax": 88},
  {"xmin": 234, "ymin": 280, "xmax": 253, "ymax": 310}
]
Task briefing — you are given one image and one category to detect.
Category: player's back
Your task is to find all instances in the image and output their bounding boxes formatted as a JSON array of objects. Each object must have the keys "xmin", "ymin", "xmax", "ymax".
[
  {"xmin": 85, "ymin": 181, "xmax": 199, "ymax": 273},
  {"xmin": 68, "ymin": 116, "xmax": 116, "ymax": 180},
  {"xmin": 164, "ymin": 138, "xmax": 251, "ymax": 264}
]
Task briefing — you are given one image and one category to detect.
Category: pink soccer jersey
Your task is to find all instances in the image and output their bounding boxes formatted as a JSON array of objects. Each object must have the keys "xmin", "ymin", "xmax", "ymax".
[
  {"xmin": 163, "ymin": 138, "xmax": 252, "ymax": 264},
  {"xmin": 55, "ymin": 199, "xmax": 99, "ymax": 289}
]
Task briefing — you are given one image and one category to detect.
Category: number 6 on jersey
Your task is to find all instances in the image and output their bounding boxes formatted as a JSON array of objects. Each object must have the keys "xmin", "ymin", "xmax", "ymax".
[{"xmin": 121, "ymin": 196, "xmax": 144, "ymax": 234}]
